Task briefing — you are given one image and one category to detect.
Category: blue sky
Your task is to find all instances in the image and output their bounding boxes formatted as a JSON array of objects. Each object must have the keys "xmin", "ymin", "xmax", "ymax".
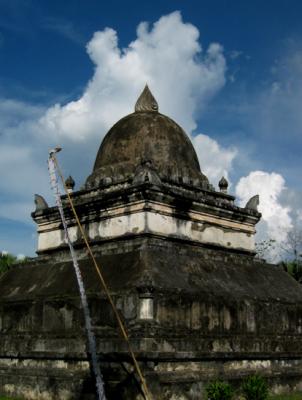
[{"xmin": 0, "ymin": 0, "xmax": 302, "ymax": 257}]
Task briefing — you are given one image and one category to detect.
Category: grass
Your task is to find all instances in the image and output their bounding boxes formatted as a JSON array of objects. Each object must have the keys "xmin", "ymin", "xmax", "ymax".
[
  {"xmin": 269, "ymin": 394, "xmax": 302, "ymax": 400},
  {"xmin": 0, "ymin": 398, "xmax": 19, "ymax": 400},
  {"xmin": 0, "ymin": 397, "xmax": 20, "ymax": 400},
  {"xmin": 235, "ymin": 395, "xmax": 302, "ymax": 400},
  {"xmin": 0, "ymin": 397, "xmax": 21, "ymax": 400}
]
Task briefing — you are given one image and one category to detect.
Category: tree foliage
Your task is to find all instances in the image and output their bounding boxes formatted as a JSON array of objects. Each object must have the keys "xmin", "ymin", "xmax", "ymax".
[
  {"xmin": 241, "ymin": 374, "xmax": 268, "ymax": 400},
  {"xmin": 206, "ymin": 380, "xmax": 234, "ymax": 400},
  {"xmin": 280, "ymin": 260, "xmax": 302, "ymax": 283},
  {"xmin": 255, "ymin": 239, "xmax": 277, "ymax": 260},
  {"xmin": 0, "ymin": 252, "xmax": 27, "ymax": 277},
  {"xmin": 279, "ymin": 225, "xmax": 302, "ymax": 283},
  {"xmin": 256, "ymin": 225, "xmax": 302, "ymax": 284}
]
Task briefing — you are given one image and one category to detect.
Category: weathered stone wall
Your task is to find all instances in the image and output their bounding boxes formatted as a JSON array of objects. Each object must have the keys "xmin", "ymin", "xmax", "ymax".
[
  {"xmin": 33, "ymin": 184, "xmax": 259, "ymax": 255},
  {"xmin": 1, "ymin": 356, "xmax": 302, "ymax": 399},
  {"xmin": 0, "ymin": 358, "xmax": 92, "ymax": 400},
  {"xmin": 36, "ymin": 202, "xmax": 255, "ymax": 253},
  {"xmin": 1, "ymin": 238, "xmax": 302, "ymax": 399}
]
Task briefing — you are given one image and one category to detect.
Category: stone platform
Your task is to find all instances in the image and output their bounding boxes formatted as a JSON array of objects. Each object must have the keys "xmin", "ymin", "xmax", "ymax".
[{"xmin": 1, "ymin": 237, "xmax": 302, "ymax": 399}]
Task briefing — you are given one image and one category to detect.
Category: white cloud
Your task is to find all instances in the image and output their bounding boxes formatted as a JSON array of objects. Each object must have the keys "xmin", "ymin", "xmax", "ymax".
[
  {"xmin": 35, "ymin": 10, "xmax": 230, "ymax": 193},
  {"xmin": 0, "ymin": 98, "xmax": 44, "ymax": 136},
  {"xmin": 17, "ymin": 253, "xmax": 25, "ymax": 260},
  {"xmin": 42, "ymin": 17, "xmax": 84, "ymax": 45},
  {"xmin": 229, "ymin": 50, "xmax": 243, "ymax": 60},
  {"xmin": 297, "ymin": 210, "xmax": 302, "ymax": 221},
  {"xmin": 193, "ymin": 134, "xmax": 237, "ymax": 187},
  {"xmin": 38, "ymin": 11, "xmax": 226, "ymax": 141},
  {"xmin": 235, "ymin": 171, "xmax": 292, "ymax": 246},
  {"xmin": 36, "ymin": 11, "xmax": 230, "ymax": 194}
]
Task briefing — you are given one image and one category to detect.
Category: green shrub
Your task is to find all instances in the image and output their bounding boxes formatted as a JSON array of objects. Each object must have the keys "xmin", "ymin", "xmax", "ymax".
[
  {"xmin": 206, "ymin": 380, "xmax": 234, "ymax": 400},
  {"xmin": 242, "ymin": 374, "xmax": 269, "ymax": 400},
  {"xmin": 0, "ymin": 252, "xmax": 28, "ymax": 277},
  {"xmin": 0, "ymin": 252, "xmax": 17, "ymax": 276}
]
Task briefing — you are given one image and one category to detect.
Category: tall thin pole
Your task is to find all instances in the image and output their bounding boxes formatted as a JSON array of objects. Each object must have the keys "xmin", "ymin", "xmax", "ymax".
[
  {"xmin": 48, "ymin": 150, "xmax": 107, "ymax": 400},
  {"xmin": 52, "ymin": 152, "xmax": 152, "ymax": 400}
]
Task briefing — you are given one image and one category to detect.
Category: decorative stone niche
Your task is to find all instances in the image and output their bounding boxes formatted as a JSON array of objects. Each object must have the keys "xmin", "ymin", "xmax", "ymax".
[{"xmin": 137, "ymin": 286, "xmax": 154, "ymax": 320}]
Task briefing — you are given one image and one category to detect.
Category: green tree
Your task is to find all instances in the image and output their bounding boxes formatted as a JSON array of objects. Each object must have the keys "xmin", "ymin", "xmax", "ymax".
[
  {"xmin": 256, "ymin": 225, "xmax": 302, "ymax": 283},
  {"xmin": 279, "ymin": 226, "xmax": 302, "ymax": 283},
  {"xmin": 280, "ymin": 260, "xmax": 302, "ymax": 283},
  {"xmin": 255, "ymin": 239, "xmax": 277, "ymax": 260},
  {"xmin": 0, "ymin": 252, "xmax": 27, "ymax": 277}
]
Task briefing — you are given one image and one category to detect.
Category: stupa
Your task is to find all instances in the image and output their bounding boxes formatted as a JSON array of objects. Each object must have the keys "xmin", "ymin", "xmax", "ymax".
[{"xmin": 0, "ymin": 86, "xmax": 302, "ymax": 399}]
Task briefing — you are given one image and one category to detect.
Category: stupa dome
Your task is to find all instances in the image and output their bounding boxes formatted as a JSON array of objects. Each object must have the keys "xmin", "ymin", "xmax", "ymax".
[{"xmin": 86, "ymin": 85, "xmax": 209, "ymax": 188}]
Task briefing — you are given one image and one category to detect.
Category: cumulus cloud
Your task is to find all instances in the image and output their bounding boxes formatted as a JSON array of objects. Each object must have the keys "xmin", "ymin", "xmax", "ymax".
[
  {"xmin": 36, "ymin": 11, "xmax": 231, "ymax": 191},
  {"xmin": 235, "ymin": 171, "xmax": 292, "ymax": 247},
  {"xmin": 38, "ymin": 11, "xmax": 226, "ymax": 141},
  {"xmin": 193, "ymin": 134, "xmax": 237, "ymax": 186},
  {"xmin": 35, "ymin": 11, "xmax": 231, "ymax": 190}
]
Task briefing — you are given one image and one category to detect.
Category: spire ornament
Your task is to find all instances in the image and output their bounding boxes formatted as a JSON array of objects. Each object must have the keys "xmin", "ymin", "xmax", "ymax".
[
  {"xmin": 218, "ymin": 176, "xmax": 229, "ymax": 194},
  {"xmin": 65, "ymin": 175, "xmax": 75, "ymax": 193},
  {"xmin": 135, "ymin": 85, "xmax": 158, "ymax": 112}
]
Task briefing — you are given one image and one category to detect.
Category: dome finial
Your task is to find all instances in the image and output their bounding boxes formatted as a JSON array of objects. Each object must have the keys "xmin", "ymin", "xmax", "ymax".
[{"xmin": 135, "ymin": 84, "xmax": 158, "ymax": 112}]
